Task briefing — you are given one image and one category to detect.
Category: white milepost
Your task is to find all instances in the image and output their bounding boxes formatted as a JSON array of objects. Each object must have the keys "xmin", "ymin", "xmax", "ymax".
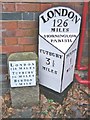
[{"xmin": 39, "ymin": 7, "xmax": 81, "ymax": 93}]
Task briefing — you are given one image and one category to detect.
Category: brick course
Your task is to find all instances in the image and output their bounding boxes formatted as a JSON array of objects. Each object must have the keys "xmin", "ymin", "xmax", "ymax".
[
  {"xmin": 2, "ymin": 21, "xmax": 18, "ymax": 30},
  {"xmin": 2, "ymin": 30, "xmax": 16, "ymax": 37},
  {"xmin": 18, "ymin": 37, "xmax": 37, "ymax": 45},
  {"xmin": 4, "ymin": 37, "xmax": 18, "ymax": 45},
  {"xmin": 2, "ymin": 45, "xmax": 24, "ymax": 54},
  {"xmin": 16, "ymin": 3, "xmax": 40, "ymax": 12},
  {"xmin": 23, "ymin": 44, "xmax": 37, "ymax": 52},
  {"xmin": 18, "ymin": 21, "xmax": 38, "ymax": 29},
  {"xmin": 16, "ymin": 29, "xmax": 35, "ymax": 37},
  {"xmin": 40, "ymin": 4, "xmax": 52, "ymax": 12},
  {"xmin": 3, "ymin": 3, "xmax": 15, "ymax": 12}
]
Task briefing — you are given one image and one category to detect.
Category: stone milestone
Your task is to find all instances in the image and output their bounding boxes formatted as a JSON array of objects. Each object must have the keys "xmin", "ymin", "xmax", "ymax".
[{"xmin": 8, "ymin": 52, "xmax": 39, "ymax": 108}]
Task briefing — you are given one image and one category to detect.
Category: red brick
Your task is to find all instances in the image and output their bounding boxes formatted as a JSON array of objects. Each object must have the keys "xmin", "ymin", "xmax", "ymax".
[
  {"xmin": 52, "ymin": 2, "xmax": 75, "ymax": 10},
  {"xmin": 18, "ymin": 37, "xmax": 37, "ymax": 45},
  {"xmin": 3, "ymin": 3, "xmax": 15, "ymax": 12},
  {"xmin": 52, "ymin": 2, "xmax": 65, "ymax": 6},
  {"xmin": 23, "ymin": 44, "xmax": 37, "ymax": 52},
  {"xmin": 16, "ymin": 29, "xmax": 34, "ymax": 37},
  {"xmin": 18, "ymin": 21, "xmax": 38, "ymax": 29},
  {"xmin": 2, "ymin": 45, "xmax": 24, "ymax": 54},
  {"xmin": 0, "ymin": 4, "xmax": 2, "ymax": 12},
  {"xmin": 34, "ymin": 29, "xmax": 38, "ymax": 37},
  {"xmin": 74, "ymin": 2, "xmax": 83, "ymax": 14},
  {"xmin": 16, "ymin": 3, "xmax": 40, "ymax": 12},
  {"xmin": 4, "ymin": 37, "xmax": 18, "ymax": 45},
  {"xmin": 2, "ymin": 30, "xmax": 16, "ymax": 37},
  {"xmin": 2, "ymin": 39, "xmax": 5, "ymax": 45},
  {"xmin": 0, "ymin": 46, "xmax": 2, "ymax": 53},
  {"xmin": 40, "ymin": 4, "xmax": 52, "ymax": 12},
  {"xmin": 74, "ymin": 2, "xmax": 83, "ymax": 7},
  {"xmin": 0, "ymin": 22, "xmax": 2, "ymax": 29},
  {"xmin": 2, "ymin": 21, "xmax": 18, "ymax": 30}
]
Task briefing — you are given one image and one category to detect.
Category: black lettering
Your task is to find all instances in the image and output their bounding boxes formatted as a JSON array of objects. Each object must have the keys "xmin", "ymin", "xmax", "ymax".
[
  {"xmin": 68, "ymin": 11, "xmax": 74, "ymax": 19},
  {"xmin": 10, "ymin": 63, "xmax": 13, "ymax": 67},
  {"xmin": 62, "ymin": 9, "xmax": 68, "ymax": 16},
  {"xmin": 19, "ymin": 67, "xmax": 22, "ymax": 70},
  {"xmin": 24, "ymin": 64, "xmax": 26, "ymax": 66},
  {"xmin": 14, "ymin": 80, "xmax": 17, "ymax": 82},
  {"xmin": 19, "ymin": 75, "xmax": 22, "ymax": 78},
  {"xmin": 51, "ymin": 28, "xmax": 55, "ymax": 32},
  {"xmin": 54, "ymin": 9, "xmax": 61, "ymax": 17},
  {"xmin": 72, "ymin": 15, "xmax": 80, "ymax": 24},
  {"xmin": 41, "ymin": 15, "xmax": 49, "ymax": 23},
  {"xmin": 55, "ymin": 71, "xmax": 57, "ymax": 74},
  {"xmin": 32, "ymin": 63, "xmax": 34, "ymax": 65},
  {"xmin": 47, "ymin": 10, "xmax": 54, "ymax": 18},
  {"xmin": 19, "ymin": 64, "xmax": 22, "ymax": 66}
]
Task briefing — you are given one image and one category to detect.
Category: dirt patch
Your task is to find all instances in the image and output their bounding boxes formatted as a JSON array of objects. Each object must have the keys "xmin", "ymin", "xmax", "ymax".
[{"xmin": 1, "ymin": 81, "xmax": 90, "ymax": 119}]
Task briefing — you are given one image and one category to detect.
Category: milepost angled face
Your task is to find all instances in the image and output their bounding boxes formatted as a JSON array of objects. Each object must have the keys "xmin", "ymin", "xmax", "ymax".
[{"xmin": 39, "ymin": 7, "xmax": 81, "ymax": 93}]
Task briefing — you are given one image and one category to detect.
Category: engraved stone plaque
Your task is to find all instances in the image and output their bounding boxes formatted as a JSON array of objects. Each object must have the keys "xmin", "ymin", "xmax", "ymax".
[{"xmin": 9, "ymin": 60, "xmax": 36, "ymax": 87}]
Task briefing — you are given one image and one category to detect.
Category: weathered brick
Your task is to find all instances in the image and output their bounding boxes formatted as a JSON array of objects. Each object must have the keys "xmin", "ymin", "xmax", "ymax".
[
  {"xmin": 23, "ymin": 44, "xmax": 37, "ymax": 52},
  {"xmin": 3, "ymin": 3, "xmax": 15, "ymax": 12},
  {"xmin": 40, "ymin": 4, "xmax": 52, "ymax": 12},
  {"xmin": 52, "ymin": 2, "xmax": 71, "ymax": 7},
  {"xmin": 2, "ymin": 12, "xmax": 22, "ymax": 20},
  {"xmin": 16, "ymin": 3, "xmax": 40, "ymax": 12},
  {"xmin": 22, "ymin": 12, "xmax": 33, "ymax": 20},
  {"xmin": 2, "ymin": 21, "xmax": 18, "ymax": 30},
  {"xmin": 2, "ymin": 30, "xmax": 16, "ymax": 37},
  {"xmin": 0, "ymin": 46, "xmax": 2, "ymax": 53},
  {"xmin": 74, "ymin": 2, "xmax": 83, "ymax": 14},
  {"xmin": 0, "ymin": 22, "xmax": 1, "ymax": 27},
  {"xmin": 2, "ymin": 45, "xmax": 24, "ymax": 54},
  {"xmin": 0, "ymin": 4, "xmax": 2, "ymax": 13},
  {"xmin": 16, "ymin": 29, "xmax": 34, "ymax": 37},
  {"xmin": 4, "ymin": 37, "xmax": 18, "ymax": 45},
  {"xmin": 74, "ymin": 2, "xmax": 83, "ymax": 8},
  {"xmin": 34, "ymin": 29, "xmax": 38, "ymax": 37},
  {"xmin": 0, "ymin": 65, "xmax": 8, "ymax": 74},
  {"xmin": 52, "ymin": 2, "xmax": 75, "ymax": 10},
  {"xmin": 0, "ymin": 39, "xmax": 2, "ymax": 45},
  {"xmin": 18, "ymin": 37, "xmax": 37, "ymax": 45},
  {"xmin": 52, "ymin": 2, "xmax": 64, "ymax": 6},
  {"xmin": 18, "ymin": 21, "xmax": 38, "ymax": 29},
  {"xmin": 2, "ymin": 38, "xmax": 5, "ymax": 45},
  {"xmin": 35, "ymin": 12, "xmax": 40, "ymax": 20},
  {"xmin": 0, "ymin": 13, "xmax": 2, "ymax": 20}
]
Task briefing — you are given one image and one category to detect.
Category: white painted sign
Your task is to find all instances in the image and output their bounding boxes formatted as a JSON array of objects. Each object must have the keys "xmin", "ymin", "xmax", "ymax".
[
  {"xmin": 39, "ymin": 7, "xmax": 81, "ymax": 93},
  {"xmin": 9, "ymin": 61, "xmax": 36, "ymax": 87}
]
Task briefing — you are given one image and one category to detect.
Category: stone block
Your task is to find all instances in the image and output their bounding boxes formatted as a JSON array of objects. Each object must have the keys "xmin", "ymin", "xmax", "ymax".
[
  {"xmin": 10, "ymin": 84, "xmax": 39, "ymax": 108},
  {"xmin": 8, "ymin": 52, "xmax": 37, "ymax": 61},
  {"xmin": 8, "ymin": 52, "xmax": 39, "ymax": 108}
]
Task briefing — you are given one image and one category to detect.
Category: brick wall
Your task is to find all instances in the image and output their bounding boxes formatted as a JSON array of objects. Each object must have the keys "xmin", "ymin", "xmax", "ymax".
[
  {"xmin": 0, "ymin": 2, "xmax": 89, "ymax": 94},
  {"xmin": 1, "ymin": 2, "xmax": 85, "ymax": 55}
]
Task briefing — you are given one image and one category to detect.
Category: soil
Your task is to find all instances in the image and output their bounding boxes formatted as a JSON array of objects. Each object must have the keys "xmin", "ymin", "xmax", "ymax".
[{"xmin": 1, "ymin": 81, "xmax": 90, "ymax": 119}]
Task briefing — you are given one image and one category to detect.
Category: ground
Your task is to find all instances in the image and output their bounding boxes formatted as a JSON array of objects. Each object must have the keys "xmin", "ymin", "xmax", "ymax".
[{"xmin": 1, "ymin": 81, "xmax": 90, "ymax": 119}]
